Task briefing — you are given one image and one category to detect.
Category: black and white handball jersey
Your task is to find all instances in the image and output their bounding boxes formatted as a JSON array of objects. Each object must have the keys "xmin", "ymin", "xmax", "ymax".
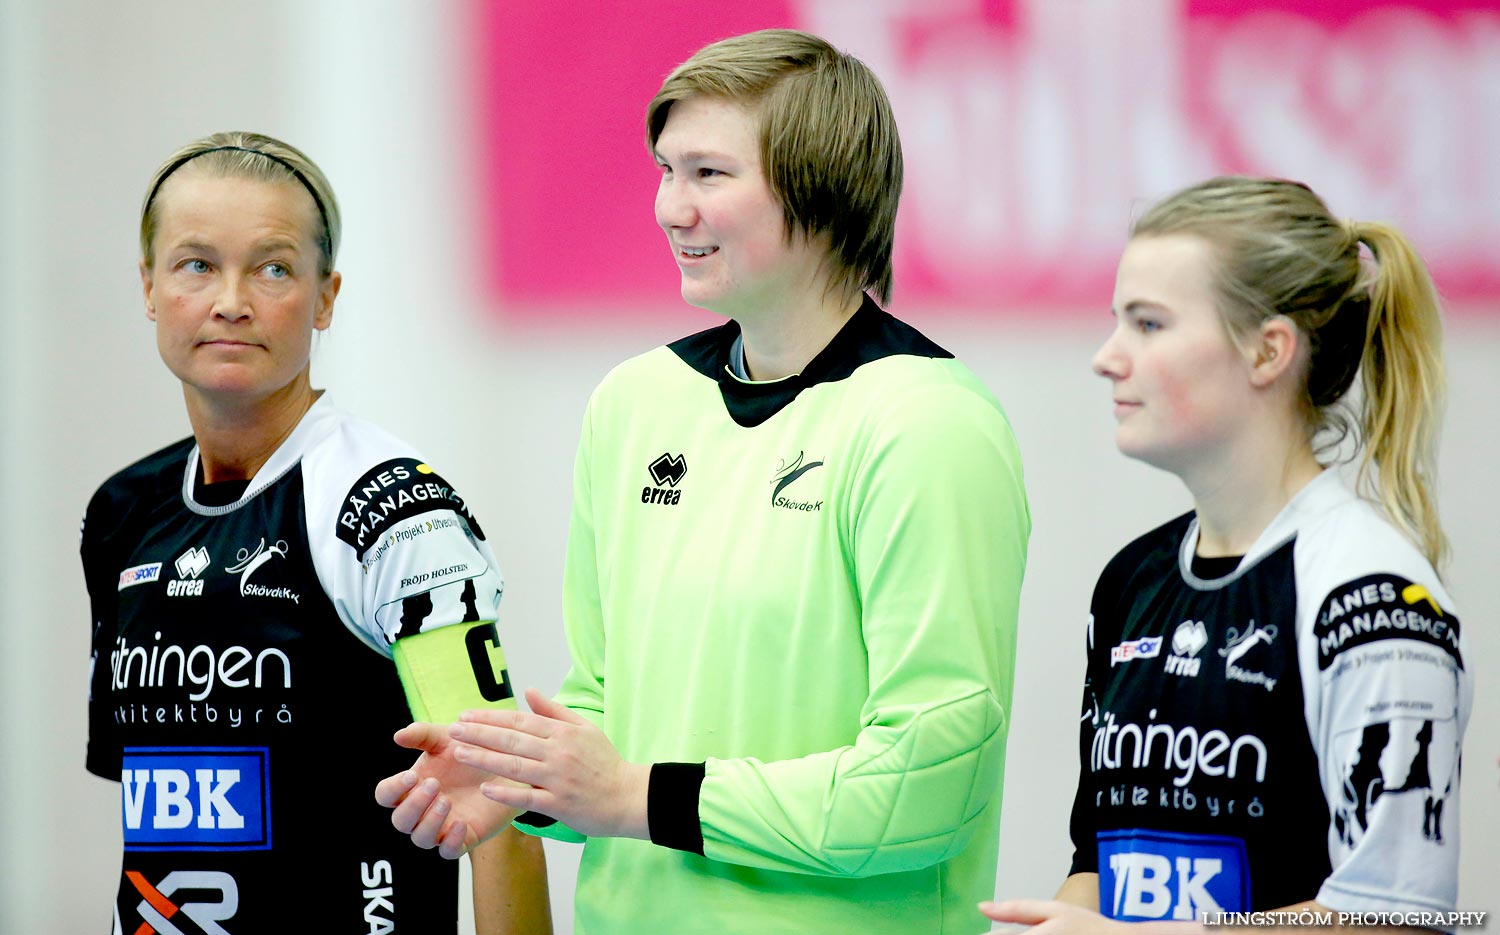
[
  {"xmin": 82, "ymin": 395, "xmax": 503, "ymax": 934},
  {"xmin": 1071, "ymin": 470, "xmax": 1470, "ymax": 923}
]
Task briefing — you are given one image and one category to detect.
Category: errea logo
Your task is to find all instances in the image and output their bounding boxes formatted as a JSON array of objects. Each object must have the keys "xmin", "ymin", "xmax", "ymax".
[
  {"xmin": 642, "ymin": 453, "xmax": 686, "ymax": 506},
  {"xmin": 1165, "ymin": 621, "xmax": 1207, "ymax": 678},
  {"xmin": 167, "ymin": 546, "xmax": 210, "ymax": 598}
]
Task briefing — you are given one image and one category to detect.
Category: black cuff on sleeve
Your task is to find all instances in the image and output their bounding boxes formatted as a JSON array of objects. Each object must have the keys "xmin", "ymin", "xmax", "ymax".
[{"xmin": 647, "ymin": 761, "xmax": 706, "ymax": 856}]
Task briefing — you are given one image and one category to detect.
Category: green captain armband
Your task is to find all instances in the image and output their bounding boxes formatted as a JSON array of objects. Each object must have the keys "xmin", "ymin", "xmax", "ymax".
[{"xmin": 392, "ymin": 621, "xmax": 518, "ymax": 723}]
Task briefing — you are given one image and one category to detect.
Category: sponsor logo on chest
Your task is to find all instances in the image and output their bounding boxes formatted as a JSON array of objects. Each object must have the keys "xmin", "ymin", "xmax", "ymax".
[
  {"xmin": 119, "ymin": 563, "xmax": 163, "ymax": 591},
  {"xmin": 771, "ymin": 451, "xmax": 825, "ymax": 513},
  {"xmin": 1098, "ymin": 829, "xmax": 1250, "ymax": 921},
  {"xmin": 1219, "ymin": 620, "xmax": 1278, "ymax": 691},
  {"xmin": 641, "ymin": 452, "xmax": 687, "ymax": 506},
  {"xmin": 1111, "ymin": 636, "xmax": 1162, "ymax": 666},
  {"xmin": 166, "ymin": 546, "xmax": 210, "ymax": 598},
  {"xmin": 361, "ymin": 860, "xmax": 397, "ymax": 934},
  {"xmin": 121, "ymin": 747, "xmax": 271, "ymax": 850},
  {"xmin": 226, "ymin": 537, "xmax": 299, "ymax": 604},
  {"xmin": 1165, "ymin": 620, "xmax": 1207, "ymax": 678},
  {"xmin": 122, "ymin": 867, "xmax": 239, "ymax": 934}
]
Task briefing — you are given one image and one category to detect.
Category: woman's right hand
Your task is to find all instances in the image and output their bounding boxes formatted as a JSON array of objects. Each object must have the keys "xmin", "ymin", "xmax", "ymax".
[{"xmin": 374, "ymin": 721, "xmax": 523, "ymax": 859}]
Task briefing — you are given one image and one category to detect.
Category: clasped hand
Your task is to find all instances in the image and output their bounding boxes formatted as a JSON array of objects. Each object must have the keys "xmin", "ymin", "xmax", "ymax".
[{"xmin": 375, "ymin": 687, "xmax": 651, "ymax": 859}]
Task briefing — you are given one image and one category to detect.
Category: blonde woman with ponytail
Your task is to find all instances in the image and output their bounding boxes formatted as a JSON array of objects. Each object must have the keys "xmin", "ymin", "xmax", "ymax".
[{"xmin": 985, "ymin": 177, "xmax": 1471, "ymax": 933}]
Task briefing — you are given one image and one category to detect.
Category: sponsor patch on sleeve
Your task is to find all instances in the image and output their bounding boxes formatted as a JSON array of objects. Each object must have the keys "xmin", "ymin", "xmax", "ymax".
[
  {"xmin": 1314, "ymin": 573, "xmax": 1462, "ymax": 671},
  {"xmin": 337, "ymin": 458, "xmax": 487, "ymax": 557},
  {"xmin": 1098, "ymin": 829, "xmax": 1250, "ymax": 921}
]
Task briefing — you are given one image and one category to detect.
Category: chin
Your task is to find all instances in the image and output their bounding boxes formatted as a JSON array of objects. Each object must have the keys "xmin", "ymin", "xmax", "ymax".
[
  {"xmin": 1114, "ymin": 432, "xmax": 1167, "ymax": 468},
  {"xmin": 678, "ymin": 286, "xmax": 734, "ymax": 319}
]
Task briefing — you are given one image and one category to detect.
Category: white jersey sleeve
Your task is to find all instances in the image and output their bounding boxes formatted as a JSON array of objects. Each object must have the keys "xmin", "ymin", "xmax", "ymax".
[
  {"xmin": 301, "ymin": 408, "xmax": 504, "ymax": 657},
  {"xmin": 1294, "ymin": 499, "xmax": 1469, "ymax": 916}
]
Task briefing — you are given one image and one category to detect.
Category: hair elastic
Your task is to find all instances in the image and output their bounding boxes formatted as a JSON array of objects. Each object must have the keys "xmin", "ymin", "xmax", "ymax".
[{"xmin": 145, "ymin": 145, "xmax": 333, "ymax": 261}]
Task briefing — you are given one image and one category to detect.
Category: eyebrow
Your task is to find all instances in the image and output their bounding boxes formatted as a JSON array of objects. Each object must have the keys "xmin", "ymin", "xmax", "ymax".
[
  {"xmin": 252, "ymin": 237, "xmax": 303, "ymax": 254},
  {"xmin": 167, "ymin": 237, "xmax": 304, "ymax": 256},
  {"xmin": 655, "ymin": 149, "xmax": 738, "ymax": 164},
  {"xmin": 1120, "ymin": 299, "xmax": 1170, "ymax": 315}
]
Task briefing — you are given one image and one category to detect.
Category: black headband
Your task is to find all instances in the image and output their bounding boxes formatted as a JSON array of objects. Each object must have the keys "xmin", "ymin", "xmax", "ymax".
[{"xmin": 145, "ymin": 145, "xmax": 334, "ymax": 264}]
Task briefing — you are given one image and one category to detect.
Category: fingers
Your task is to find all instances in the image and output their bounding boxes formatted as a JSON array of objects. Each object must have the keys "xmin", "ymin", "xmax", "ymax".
[
  {"xmin": 457, "ymin": 706, "xmax": 556, "ymax": 739},
  {"xmin": 409, "ymin": 788, "xmax": 452, "ymax": 850},
  {"xmin": 393, "ymin": 722, "xmax": 449, "ymax": 752},
  {"xmin": 451, "ymin": 740, "xmax": 543, "ymax": 786},
  {"xmin": 437, "ymin": 820, "xmax": 469, "ymax": 861},
  {"xmin": 525, "ymin": 686, "xmax": 588, "ymax": 725},
  {"xmin": 449, "ymin": 720, "xmax": 547, "ymax": 758},
  {"xmin": 375, "ymin": 770, "xmax": 418, "ymax": 808},
  {"xmin": 390, "ymin": 776, "xmax": 441, "ymax": 835},
  {"xmin": 481, "ymin": 779, "xmax": 544, "ymax": 813},
  {"xmin": 980, "ymin": 900, "xmax": 1057, "ymax": 925}
]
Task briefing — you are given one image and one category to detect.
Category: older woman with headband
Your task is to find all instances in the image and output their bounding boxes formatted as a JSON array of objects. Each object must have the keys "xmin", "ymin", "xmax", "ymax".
[{"xmin": 82, "ymin": 131, "xmax": 549, "ymax": 933}]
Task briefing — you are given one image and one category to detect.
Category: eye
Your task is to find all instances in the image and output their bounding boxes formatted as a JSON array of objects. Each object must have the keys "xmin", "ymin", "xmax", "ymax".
[
  {"xmin": 182, "ymin": 259, "xmax": 211, "ymax": 274},
  {"xmin": 656, "ymin": 162, "xmax": 673, "ymax": 178},
  {"xmin": 1135, "ymin": 318, "xmax": 1161, "ymax": 333},
  {"xmin": 262, "ymin": 262, "xmax": 290, "ymax": 279},
  {"xmin": 696, "ymin": 167, "xmax": 722, "ymax": 179}
]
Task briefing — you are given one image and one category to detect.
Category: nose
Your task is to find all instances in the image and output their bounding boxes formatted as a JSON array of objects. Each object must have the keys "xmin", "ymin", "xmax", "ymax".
[
  {"xmin": 655, "ymin": 173, "xmax": 697, "ymax": 232},
  {"xmin": 1091, "ymin": 325, "xmax": 1127, "ymax": 380},
  {"xmin": 212, "ymin": 275, "xmax": 252, "ymax": 322}
]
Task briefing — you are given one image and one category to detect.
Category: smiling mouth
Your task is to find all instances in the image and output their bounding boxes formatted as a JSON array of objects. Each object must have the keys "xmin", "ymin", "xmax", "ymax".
[{"xmin": 679, "ymin": 246, "xmax": 718, "ymax": 258}]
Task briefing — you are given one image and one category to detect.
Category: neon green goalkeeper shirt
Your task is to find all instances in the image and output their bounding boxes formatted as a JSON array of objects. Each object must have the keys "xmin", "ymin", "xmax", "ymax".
[{"xmin": 519, "ymin": 299, "xmax": 1030, "ymax": 934}]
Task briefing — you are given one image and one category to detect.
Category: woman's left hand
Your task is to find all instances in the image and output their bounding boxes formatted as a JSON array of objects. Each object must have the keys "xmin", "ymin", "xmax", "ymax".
[
  {"xmin": 980, "ymin": 899, "xmax": 1132, "ymax": 934},
  {"xmin": 449, "ymin": 687, "xmax": 652, "ymax": 840}
]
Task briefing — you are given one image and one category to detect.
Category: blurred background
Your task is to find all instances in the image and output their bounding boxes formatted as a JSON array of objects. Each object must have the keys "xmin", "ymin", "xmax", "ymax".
[{"xmin": 2, "ymin": 1, "xmax": 1495, "ymax": 931}]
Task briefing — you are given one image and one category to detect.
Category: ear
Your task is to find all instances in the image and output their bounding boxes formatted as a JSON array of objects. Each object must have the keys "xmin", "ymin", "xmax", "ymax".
[
  {"xmin": 1247, "ymin": 315, "xmax": 1300, "ymax": 388},
  {"xmin": 140, "ymin": 259, "xmax": 156, "ymax": 321},
  {"xmin": 314, "ymin": 270, "xmax": 341, "ymax": 332}
]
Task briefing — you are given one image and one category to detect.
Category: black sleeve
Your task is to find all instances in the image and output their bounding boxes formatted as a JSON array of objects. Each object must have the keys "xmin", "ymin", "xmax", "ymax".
[
  {"xmin": 81, "ymin": 486, "xmax": 121, "ymax": 780},
  {"xmin": 1067, "ymin": 569, "xmax": 1112, "ymax": 878}
]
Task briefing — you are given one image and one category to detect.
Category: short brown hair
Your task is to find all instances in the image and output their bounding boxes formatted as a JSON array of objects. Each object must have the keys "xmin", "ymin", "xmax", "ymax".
[{"xmin": 647, "ymin": 29, "xmax": 903, "ymax": 304}]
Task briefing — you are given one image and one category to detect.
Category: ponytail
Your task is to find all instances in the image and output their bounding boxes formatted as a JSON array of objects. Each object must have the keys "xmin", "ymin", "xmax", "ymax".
[
  {"xmin": 1132, "ymin": 178, "xmax": 1450, "ymax": 572},
  {"xmin": 1352, "ymin": 222, "xmax": 1448, "ymax": 571}
]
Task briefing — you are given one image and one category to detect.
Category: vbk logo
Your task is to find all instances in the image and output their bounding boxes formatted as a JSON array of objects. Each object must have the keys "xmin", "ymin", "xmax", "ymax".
[
  {"xmin": 124, "ymin": 869, "xmax": 238, "ymax": 935},
  {"xmin": 1099, "ymin": 829, "xmax": 1250, "ymax": 921},
  {"xmin": 121, "ymin": 748, "xmax": 271, "ymax": 851},
  {"xmin": 642, "ymin": 452, "xmax": 686, "ymax": 506}
]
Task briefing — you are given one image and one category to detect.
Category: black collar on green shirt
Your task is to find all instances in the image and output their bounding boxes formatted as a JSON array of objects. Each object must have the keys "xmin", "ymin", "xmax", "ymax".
[{"xmin": 667, "ymin": 295, "xmax": 953, "ymax": 428}]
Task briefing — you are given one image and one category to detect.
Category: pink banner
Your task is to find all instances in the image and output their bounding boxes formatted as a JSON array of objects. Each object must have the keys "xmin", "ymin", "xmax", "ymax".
[{"xmin": 471, "ymin": 1, "xmax": 1500, "ymax": 318}]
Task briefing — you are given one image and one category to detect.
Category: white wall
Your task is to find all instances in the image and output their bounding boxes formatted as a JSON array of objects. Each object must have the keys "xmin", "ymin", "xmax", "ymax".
[{"xmin": 2, "ymin": 3, "xmax": 1494, "ymax": 932}]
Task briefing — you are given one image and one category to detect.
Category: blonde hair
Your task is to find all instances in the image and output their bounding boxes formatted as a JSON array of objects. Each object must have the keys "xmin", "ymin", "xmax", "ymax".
[
  {"xmin": 1134, "ymin": 176, "xmax": 1448, "ymax": 569},
  {"xmin": 646, "ymin": 29, "xmax": 903, "ymax": 304},
  {"xmin": 140, "ymin": 130, "xmax": 341, "ymax": 276}
]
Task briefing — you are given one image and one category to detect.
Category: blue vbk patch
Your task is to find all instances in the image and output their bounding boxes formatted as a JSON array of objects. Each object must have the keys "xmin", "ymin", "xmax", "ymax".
[
  {"xmin": 1098, "ymin": 829, "xmax": 1250, "ymax": 921},
  {"xmin": 121, "ymin": 747, "xmax": 271, "ymax": 851}
]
